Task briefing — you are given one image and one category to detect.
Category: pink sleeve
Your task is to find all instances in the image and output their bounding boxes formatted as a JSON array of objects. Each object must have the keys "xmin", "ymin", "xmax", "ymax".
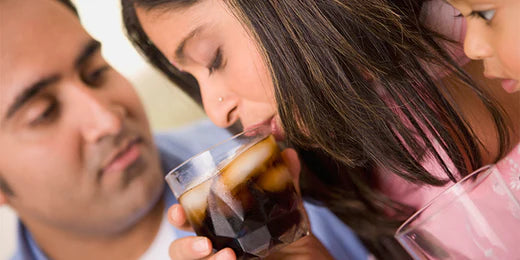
[{"xmin": 496, "ymin": 143, "xmax": 520, "ymax": 197}]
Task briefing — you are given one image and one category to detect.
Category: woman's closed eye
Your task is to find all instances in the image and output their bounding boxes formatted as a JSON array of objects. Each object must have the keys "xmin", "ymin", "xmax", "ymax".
[{"xmin": 208, "ymin": 47, "xmax": 223, "ymax": 74}]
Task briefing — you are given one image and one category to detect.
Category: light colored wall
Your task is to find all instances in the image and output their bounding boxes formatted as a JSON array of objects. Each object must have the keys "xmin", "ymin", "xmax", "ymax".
[
  {"xmin": 0, "ymin": 1, "xmax": 206, "ymax": 258},
  {"xmin": 75, "ymin": 0, "xmax": 206, "ymax": 130}
]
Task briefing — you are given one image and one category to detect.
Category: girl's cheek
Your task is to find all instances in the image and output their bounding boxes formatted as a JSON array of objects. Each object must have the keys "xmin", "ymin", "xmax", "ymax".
[{"xmin": 499, "ymin": 39, "xmax": 520, "ymax": 78}]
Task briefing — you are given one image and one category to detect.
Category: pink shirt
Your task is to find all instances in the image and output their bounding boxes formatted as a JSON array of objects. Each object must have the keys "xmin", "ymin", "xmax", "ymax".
[{"xmin": 496, "ymin": 143, "xmax": 520, "ymax": 197}]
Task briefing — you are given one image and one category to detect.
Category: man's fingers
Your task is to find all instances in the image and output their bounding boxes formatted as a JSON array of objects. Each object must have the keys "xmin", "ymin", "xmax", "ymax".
[
  {"xmin": 168, "ymin": 236, "xmax": 212, "ymax": 260},
  {"xmin": 168, "ymin": 204, "xmax": 193, "ymax": 231}
]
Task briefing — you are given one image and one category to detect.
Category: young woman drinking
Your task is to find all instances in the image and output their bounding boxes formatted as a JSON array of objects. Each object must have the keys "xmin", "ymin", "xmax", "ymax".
[{"xmin": 122, "ymin": 0, "xmax": 519, "ymax": 258}]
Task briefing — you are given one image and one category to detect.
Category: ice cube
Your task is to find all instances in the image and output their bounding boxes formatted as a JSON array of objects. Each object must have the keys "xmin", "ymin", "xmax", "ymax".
[
  {"xmin": 237, "ymin": 226, "xmax": 272, "ymax": 257},
  {"xmin": 179, "ymin": 179, "xmax": 212, "ymax": 225},
  {"xmin": 256, "ymin": 164, "xmax": 292, "ymax": 192},
  {"xmin": 210, "ymin": 180, "xmax": 245, "ymax": 221},
  {"xmin": 219, "ymin": 136, "xmax": 278, "ymax": 190}
]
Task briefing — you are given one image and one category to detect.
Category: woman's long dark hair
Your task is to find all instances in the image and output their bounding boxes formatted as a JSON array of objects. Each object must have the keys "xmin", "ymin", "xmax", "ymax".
[{"xmin": 122, "ymin": 0, "xmax": 511, "ymax": 258}]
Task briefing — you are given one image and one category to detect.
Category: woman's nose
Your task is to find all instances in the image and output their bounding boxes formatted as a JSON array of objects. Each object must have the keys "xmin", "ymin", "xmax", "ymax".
[{"xmin": 199, "ymin": 83, "xmax": 239, "ymax": 128}]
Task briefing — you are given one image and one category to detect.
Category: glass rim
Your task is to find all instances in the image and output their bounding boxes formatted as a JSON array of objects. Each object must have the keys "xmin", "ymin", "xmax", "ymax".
[
  {"xmin": 395, "ymin": 164, "xmax": 493, "ymax": 237},
  {"xmin": 165, "ymin": 124, "xmax": 270, "ymax": 181}
]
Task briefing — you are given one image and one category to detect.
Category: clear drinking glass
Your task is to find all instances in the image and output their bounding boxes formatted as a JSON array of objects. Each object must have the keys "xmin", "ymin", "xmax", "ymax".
[
  {"xmin": 165, "ymin": 125, "xmax": 309, "ymax": 259},
  {"xmin": 396, "ymin": 165, "xmax": 520, "ymax": 260}
]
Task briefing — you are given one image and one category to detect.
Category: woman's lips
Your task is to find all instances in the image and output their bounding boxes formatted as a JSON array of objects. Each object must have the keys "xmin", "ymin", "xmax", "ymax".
[
  {"xmin": 501, "ymin": 79, "xmax": 519, "ymax": 93},
  {"xmin": 244, "ymin": 116, "xmax": 285, "ymax": 141}
]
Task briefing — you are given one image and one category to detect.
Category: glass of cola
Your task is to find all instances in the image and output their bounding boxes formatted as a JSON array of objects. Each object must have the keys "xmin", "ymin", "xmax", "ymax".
[{"xmin": 165, "ymin": 125, "xmax": 309, "ymax": 259}]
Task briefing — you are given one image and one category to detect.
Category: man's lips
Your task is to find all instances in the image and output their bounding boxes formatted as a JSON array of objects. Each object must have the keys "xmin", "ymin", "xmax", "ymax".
[{"xmin": 102, "ymin": 137, "xmax": 142, "ymax": 174}]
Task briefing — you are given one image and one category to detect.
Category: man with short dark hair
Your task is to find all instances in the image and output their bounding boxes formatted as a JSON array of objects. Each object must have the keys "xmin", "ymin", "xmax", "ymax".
[
  {"xmin": 0, "ymin": 1, "xmax": 229, "ymax": 259},
  {"xmin": 0, "ymin": 0, "xmax": 367, "ymax": 259}
]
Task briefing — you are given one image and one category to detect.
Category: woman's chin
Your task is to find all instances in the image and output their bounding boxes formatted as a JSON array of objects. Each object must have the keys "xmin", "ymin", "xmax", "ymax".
[{"xmin": 270, "ymin": 115, "xmax": 286, "ymax": 141}]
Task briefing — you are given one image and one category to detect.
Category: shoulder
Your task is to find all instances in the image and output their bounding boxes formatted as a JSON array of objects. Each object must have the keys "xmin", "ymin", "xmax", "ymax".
[
  {"xmin": 304, "ymin": 201, "xmax": 368, "ymax": 260},
  {"xmin": 496, "ymin": 143, "xmax": 520, "ymax": 193},
  {"xmin": 11, "ymin": 221, "xmax": 47, "ymax": 260}
]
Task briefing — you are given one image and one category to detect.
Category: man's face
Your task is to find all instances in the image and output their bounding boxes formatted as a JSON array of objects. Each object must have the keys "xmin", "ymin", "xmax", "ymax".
[{"xmin": 0, "ymin": 0, "xmax": 163, "ymax": 235}]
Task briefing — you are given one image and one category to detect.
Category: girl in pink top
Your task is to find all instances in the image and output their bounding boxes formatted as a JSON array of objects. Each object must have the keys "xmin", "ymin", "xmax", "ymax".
[
  {"xmin": 447, "ymin": 0, "xmax": 520, "ymax": 195},
  {"xmin": 378, "ymin": 0, "xmax": 520, "ymax": 210}
]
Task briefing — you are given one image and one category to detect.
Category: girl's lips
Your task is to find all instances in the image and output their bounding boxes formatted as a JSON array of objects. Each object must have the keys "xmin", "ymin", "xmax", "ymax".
[{"xmin": 501, "ymin": 79, "xmax": 519, "ymax": 93}]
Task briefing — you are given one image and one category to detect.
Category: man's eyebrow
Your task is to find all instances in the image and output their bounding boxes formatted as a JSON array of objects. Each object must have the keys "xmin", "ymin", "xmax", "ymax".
[
  {"xmin": 75, "ymin": 40, "xmax": 102, "ymax": 69},
  {"xmin": 5, "ymin": 75, "xmax": 60, "ymax": 120},
  {"xmin": 174, "ymin": 26, "xmax": 201, "ymax": 64}
]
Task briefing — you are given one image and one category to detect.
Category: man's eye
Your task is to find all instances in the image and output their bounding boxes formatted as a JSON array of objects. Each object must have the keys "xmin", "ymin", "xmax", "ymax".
[
  {"xmin": 83, "ymin": 66, "xmax": 110, "ymax": 86},
  {"xmin": 471, "ymin": 10, "xmax": 495, "ymax": 21},
  {"xmin": 30, "ymin": 101, "xmax": 58, "ymax": 126}
]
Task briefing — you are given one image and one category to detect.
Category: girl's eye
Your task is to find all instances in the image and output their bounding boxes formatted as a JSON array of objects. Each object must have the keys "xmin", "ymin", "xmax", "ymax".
[
  {"xmin": 471, "ymin": 10, "xmax": 495, "ymax": 21},
  {"xmin": 208, "ymin": 47, "xmax": 223, "ymax": 75}
]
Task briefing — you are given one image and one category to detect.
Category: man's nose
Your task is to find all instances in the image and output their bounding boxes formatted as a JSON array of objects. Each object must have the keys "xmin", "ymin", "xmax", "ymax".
[
  {"xmin": 77, "ymin": 88, "xmax": 124, "ymax": 143},
  {"xmin": 463, "ymin": 23, "xmax": 493, "ymax": 60},
  {"xmin": 199, "ymin": 82, "xmax": 239, "ymax": 128}
]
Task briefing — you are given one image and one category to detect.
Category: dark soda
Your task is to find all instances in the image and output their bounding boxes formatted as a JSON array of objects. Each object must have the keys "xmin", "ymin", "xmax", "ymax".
[{"xmin": 179, "ymin": 136, "xmax": 309, "ymax": 259}]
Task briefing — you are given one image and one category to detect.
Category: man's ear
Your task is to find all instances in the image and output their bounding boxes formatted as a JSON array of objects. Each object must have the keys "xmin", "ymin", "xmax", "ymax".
[
  {"xmin": 0, "ymin": 176, "xmax": 14, "ymax": 205},
  {"xmin": 0, "ymin": 191, "xmax": 7, "ymax": 206}
]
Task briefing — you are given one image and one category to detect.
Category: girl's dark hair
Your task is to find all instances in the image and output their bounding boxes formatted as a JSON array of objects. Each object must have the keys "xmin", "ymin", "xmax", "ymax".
[{"xmin": 122, "ymin": 0, "xmax": 511, "ymax": 258}]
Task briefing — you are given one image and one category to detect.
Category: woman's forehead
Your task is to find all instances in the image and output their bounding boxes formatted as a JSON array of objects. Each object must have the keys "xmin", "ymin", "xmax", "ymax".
[{"xmin": 135, "ymin": 0, "xmax": 228, "ymax": 60}]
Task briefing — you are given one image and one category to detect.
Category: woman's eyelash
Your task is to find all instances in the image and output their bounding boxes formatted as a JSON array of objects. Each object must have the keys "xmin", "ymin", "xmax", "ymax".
[{"xmin": 209, "ymin": 48, "xmax": 223, "ymax": 74}]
